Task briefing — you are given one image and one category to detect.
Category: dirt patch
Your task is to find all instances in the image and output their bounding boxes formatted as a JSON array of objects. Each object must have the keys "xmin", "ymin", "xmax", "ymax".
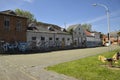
[
  {"xmin": 101, "ymin": 64, "xmax": 120, "ymax": 70},
  {"xmin": 108, "ymin": 66, "xmax": 120, "ymax": 70}
]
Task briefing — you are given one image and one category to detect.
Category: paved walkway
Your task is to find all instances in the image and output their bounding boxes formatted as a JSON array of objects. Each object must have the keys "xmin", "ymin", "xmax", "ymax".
[{"xmin": 0, "ymin": 45, "xmax": 120, "ymax": 80}]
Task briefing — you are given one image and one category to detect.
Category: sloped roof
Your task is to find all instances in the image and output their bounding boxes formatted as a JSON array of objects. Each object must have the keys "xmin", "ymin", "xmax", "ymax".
[
  {"xmin": 67, "ymin": 24, "xmax": 81, "ymax": 31},
  {"xmin": 0, "ymin": 10, "xmax": 27, "ymax": 18},
  {"xmin": 110, "ymin": 31, "xmax": 119, "ymax": 37},
  {"xmin": 84, "ymin": 30, "xmax": 93, "ymax": 37},
  {"xmin": 0, "ymin": 10, "xmax": 17, "ymax": 15},
  {"xmin": 36, "ymin": 22, "xmax": 61, "ymax": 30},
  {"xmin": 28, "ymin": 22, "xmax": 68, "ymax": 34},
  {"xmin": 102, "ymin": 35, "xmax": 107, "ymax": 38}
]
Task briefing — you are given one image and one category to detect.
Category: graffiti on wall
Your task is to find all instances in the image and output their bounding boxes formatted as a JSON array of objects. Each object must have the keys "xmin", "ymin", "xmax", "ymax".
[{"xmin": 0, "ymin": 41, "xmax": 27, "ymax": 53}]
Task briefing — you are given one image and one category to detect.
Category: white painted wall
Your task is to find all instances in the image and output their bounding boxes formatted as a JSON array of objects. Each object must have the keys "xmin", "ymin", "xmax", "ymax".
[
  {"xmin": 27, "ymin": 31, "xmax": 72, "ymax": 49},
  {"xmin": 72, "ymin": 24, "xmax": 86, "ymax": 47},
  {"xmin": 86, "ymin": 32, "xmax": 102, "ymax": 47}
]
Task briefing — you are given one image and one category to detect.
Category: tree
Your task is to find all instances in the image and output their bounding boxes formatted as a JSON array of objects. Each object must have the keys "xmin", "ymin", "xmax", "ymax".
[
  {"xmin": 15, "ymin": 9, "xmax": 36, "ymax": 23},
  {"xmin": 100, "ymin": 33, "xmax": 104, "ymax": 39},
  {"xmin": 81, "ymin": 23, "xmax": 92, "ymax": 31},
  {"xmin": 117, "ymin": 31, "xmax": 120, "ymax": 36},
  {"xmin": 68, "ymin": 28, "xmax": 73, "ymax": 35},
  {"xmin": 67, "ymin": 28, "xmax": 74, "ymax": 46},
  {"xmin": 117, "ymin": 31, "xmax": 120, "ymax": 45}
]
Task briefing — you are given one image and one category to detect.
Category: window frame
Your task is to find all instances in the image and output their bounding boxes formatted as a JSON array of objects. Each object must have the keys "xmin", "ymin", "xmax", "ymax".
[
  {"xmin": 16, "ymin": 19, "xmax": 22, "ymax": 31},
  {"xmin": 49, "ymin": 37, "xmax": 52, "ymax": 40},
  {"xmin": 32, "ymin": 37, "xmax": 36, "ymax": 41},
  {"xmin": 41, "ymin": 37, "xmax": 45, "ymax": 41},
  {"xmin": 4, "ymin": 16, "xmax": 10, "ymax": 31}
]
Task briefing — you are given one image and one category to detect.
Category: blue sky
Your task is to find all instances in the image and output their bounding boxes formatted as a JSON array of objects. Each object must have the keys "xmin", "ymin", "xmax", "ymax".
[{"xmin": 0, "ymin": 0, "xmax": 120, "ymax": 33}]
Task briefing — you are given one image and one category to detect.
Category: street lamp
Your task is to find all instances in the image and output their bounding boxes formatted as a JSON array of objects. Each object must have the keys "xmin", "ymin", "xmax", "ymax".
[{"xmin": 92, "ymin": 3, "xmax": 110, "ymax": 46}]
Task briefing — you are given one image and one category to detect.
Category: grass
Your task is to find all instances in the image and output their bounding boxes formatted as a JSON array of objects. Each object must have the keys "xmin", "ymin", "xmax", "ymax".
[{"xmin": 46, "ymin": 50, "xmax": 120, "ymax": 80}]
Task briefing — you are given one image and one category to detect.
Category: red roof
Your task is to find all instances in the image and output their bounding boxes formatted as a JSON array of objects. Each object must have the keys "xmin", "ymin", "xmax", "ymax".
[
  {"xmin": 84, "ymin": 30, "xmax": 92, "ymax": 36},
  {"xmin": 102, "ymin": 35, "xmax": 107, "ymax": 38}
]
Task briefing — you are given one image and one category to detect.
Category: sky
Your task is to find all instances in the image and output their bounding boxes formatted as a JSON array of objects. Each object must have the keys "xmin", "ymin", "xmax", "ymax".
[{"xmin": 0, "ymin": 0, "xmax": 120, "ymax": 34}]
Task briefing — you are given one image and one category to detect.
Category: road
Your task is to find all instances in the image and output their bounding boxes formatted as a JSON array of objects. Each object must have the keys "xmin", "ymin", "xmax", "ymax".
[{"xmin": 0, "ymin": 45, "xmax": 119, "ymax": 80}]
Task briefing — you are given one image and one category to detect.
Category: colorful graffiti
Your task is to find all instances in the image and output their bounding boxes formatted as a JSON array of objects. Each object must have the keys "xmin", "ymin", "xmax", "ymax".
[{"xmin": 0, "ymin": 41, "xmax": 27, "ymax": 53}]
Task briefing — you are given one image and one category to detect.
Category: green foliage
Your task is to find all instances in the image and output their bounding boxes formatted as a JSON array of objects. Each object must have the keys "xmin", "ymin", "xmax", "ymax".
[
  {"xmin": 117, "ymin": 31, "xmax": 120, "ymax": 36},
  {"xmin": 47, "ymin": 50, "xmax": 120, "ymax": 80},
  {"xmin": 81, "ymin": 23, "xmax": 92, "ymax": 31},
  {"xmin": 67, "ymin": 28, "xmax": 74, "ymax": 44},
  {"xmin": 15, "ymin": 9, "xmax": 36, "ymax": 23},
  {"xmin": 68, "ymin": 28, "xmax": 73, "ymax": 35},
  {"xmin": 100, "ymin": 33, "xmax": 104, "ymax": 39}
]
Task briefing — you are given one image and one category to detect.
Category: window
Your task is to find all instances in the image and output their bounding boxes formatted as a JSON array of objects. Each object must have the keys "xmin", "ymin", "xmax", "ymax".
[
  {"xmin": 48, "ymin": 27, "xmax": 54, "ymax": 31},
  {"xmin": 4, "ymin": 17, "xmax": 10, "ymax": 31},
  {"xmin": 32, "ymin": 37, "xmax": 36, "ymax": 40},
  {"xmin": 41, "ymin": 37, "xmax": 45, "ymax": 41},
  {"xmin": 49, "ymin": 37, "xmax": 52, "ymax": 40},
  {"xmin": 56, "ymin": 38, "xmax": 59, "ymax": 40},
  {"xmin": 83, "ymin": 33, "xmax": 85, "ymax": 36},
  {"xmin": 62, "ymin": 38, "xmax": 65, "ymax": 41},
  {"xmin": 67, "ymin": 38, "xmax": 70, "ymax": 41},
  {"xmin": 16, "ymin": 20, "xmax": 22, "ymax": 31}
]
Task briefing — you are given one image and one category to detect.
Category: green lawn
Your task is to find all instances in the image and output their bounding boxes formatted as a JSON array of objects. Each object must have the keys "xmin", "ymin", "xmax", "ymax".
[{"xmin": 46, "ymin": 50, "xmax": 120, "ymax": 80}]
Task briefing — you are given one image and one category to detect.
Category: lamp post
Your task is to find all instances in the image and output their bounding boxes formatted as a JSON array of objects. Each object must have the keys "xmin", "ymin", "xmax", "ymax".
[{"xmin": 92, "ymin": 3, "xmax": 110, "ymax": 46}]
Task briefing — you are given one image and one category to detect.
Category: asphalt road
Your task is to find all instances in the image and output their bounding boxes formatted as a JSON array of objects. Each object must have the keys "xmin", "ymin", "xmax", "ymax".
[{"xmin": 0, "ymin": 45, "xmax": 119, "ymax": 80}]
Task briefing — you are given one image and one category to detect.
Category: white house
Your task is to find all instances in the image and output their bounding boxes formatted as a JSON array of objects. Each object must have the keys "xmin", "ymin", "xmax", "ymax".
[
  {"xmin": 85, "ymin": 30, "xmax": 102, "ymax": 47},
  {"xmin": 67, "ymin": 24, "xmax": 86, "ymax": 47}
]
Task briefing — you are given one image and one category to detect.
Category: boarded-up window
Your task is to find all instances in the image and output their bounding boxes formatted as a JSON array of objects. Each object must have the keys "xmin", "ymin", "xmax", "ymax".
[
  {"xmin": 41, "ymin": 37, "xmax": 45, "ymax": 41},
  {"xmin": 49, "ymin": 37, "xmax": 52, "ymax": 40},
  {"xmin": 56, "ymin": 38, "xmax": 59, "ymax": 40},
  {"xmin": 67, "ymin": 38, "xmax": 70, "ymax": 41},
  {"xmin": 16, "ymin": 19, "xmax": 22, "ymax": 31},
  {"xmin": 4, "ymin": 16, "xmax": 10, "ymax": 31},
  {"xmin": 32, "ymin": 37, "xmax": 36, "ymax": 40}
]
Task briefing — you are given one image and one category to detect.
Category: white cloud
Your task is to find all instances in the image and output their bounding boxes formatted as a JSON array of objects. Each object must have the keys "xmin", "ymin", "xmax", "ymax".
[
  {"xmin": 84, "ymin": 10, "xmax": 120, "ymax": 24},
  {"xmin": 84, "ymin": 15, "xmax": 106, "ymax": 24}
]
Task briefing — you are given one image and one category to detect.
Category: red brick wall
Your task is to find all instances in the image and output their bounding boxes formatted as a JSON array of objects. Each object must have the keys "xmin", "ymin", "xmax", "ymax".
[{"xmin": 0, "ymin": 14, "xmax": 27, "ymax": 42}]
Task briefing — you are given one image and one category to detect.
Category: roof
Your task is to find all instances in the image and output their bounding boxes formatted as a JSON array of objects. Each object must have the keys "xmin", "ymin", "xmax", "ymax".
[
  {"xmin": 110, "ymin": 31, "xmax": 119, "ymax": 37},
  {"xmin": 102, "ymin": 35, "xmax": 107, "ymax": 38},
  {"xmin": 0, "ymin": 10, "xmax": 17, "ymax": 15},
  {"xmin": 27, "ymin": 30, "xmax": 70, "ymax": 35},
  {"xmin": 35, "ymin": 22, "xmax": 62, "ymax": 32},
  {"xmin": 0, "ymin": 10, "xmax": 27, "ymax": 19},
  {"xmin": 28, "ymin": 22, "xmax": 68, "ymax": 34},
  {"xmin": 67, "ymin": 24, "xmax": 81, "ymax": 31},
  {"xmin": 91, "ymin": 31, "xmax": 101, "ymax": 34},
  {"xmin": 84, "ymin": 30, "xmax": 93, "ymax": 37}
]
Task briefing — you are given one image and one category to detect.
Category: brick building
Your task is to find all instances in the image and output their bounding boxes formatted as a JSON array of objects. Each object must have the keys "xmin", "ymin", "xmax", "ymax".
[{"xmin": 0, "ymin": 10, "xmax": 27, "ymax": 42}]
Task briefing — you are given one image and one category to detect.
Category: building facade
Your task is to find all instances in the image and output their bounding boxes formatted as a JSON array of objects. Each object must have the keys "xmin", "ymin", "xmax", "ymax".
[
  {"xmin": 85, "ymin": 30, "xmax": 102, "ymax": 47},
  {"xmin": 0, "ymin": 10, "xmax": 103, "ymax": 53},
  {"xmin": 27, "ymin": 23, "xmax": 72, "ymax": 51},
  {"xmin": 67, "ymin": 24, "xmax": 86, "ymax": 47},
  {"xmin": 0, "ymin": 10, "xmax": 27, "ymax": 42}
]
